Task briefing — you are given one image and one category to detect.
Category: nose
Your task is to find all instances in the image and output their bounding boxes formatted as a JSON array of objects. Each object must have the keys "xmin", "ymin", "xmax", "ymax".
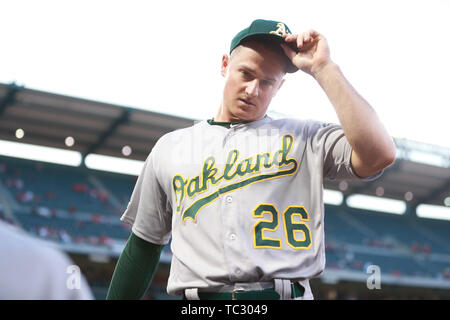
[{"xmin": 245, "ymin": 79, "xmax": 259, "ymax": 98}]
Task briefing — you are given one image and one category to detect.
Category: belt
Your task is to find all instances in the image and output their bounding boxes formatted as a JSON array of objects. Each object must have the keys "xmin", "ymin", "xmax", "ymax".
[{"xmin": 195, "ymin": 282, "xmax": 305, "ymax": 300}]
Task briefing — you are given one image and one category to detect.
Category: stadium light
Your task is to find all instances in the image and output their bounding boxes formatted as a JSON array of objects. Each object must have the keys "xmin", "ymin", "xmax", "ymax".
[
  {"xmin": 84, "ymin": 153, "xmax": 144, "ymax": 176},
  {"xmin": 121, "ymin": 145, "xmax": 132, "ymax": 157},
  {"xmin": 338, "ymin": 180, "xmax": 348, "ymax": 191},
  {"xmin": 65, "ymin": 136, "xmax": 75, "ymax": 147},
  {"xmin": 445, "ymin": 197, "xmax": 450, "ymax": 207},
  {"xmin": 404, "ymin": 191, "xmax": 414, "ymax": 202},
  {"xmin": 15, "ymin": 128, "xmax": 25, "ymax": 139},
  {"xmin": 0, "ymin": 139, "xmax": 81, "ymax": 166},
  {"xmin": 417, "ymin": 204, "xmax": 450, "ymax": 221},
  {"xmin": 408, "ymin": 150, "xmax": 445, "ymax": 167},
  {"xmin": 323, "ymin": 189, "xmax": 343, "ymax": 205},
  {"xmin": 346, "ymin": 194, "xmax": 406, "ymax": 215},
  {"xmin": 375, "ymin": 186, "xmax": 384, "ymax": 197}
]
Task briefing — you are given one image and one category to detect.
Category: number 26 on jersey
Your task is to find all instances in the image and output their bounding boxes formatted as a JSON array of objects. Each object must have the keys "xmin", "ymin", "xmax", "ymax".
[{"xmin": 253, "ymin": 203, "xmax": 312, "ymax": 249}]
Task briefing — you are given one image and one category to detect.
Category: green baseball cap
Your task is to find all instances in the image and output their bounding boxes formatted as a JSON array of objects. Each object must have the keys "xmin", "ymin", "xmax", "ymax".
[{"xmin": 230, "ymin": 19, "xmax": 298, "ymax": 73}]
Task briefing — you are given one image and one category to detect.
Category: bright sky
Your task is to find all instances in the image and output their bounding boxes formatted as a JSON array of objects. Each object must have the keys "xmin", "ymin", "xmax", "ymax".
[
  {"xmin": 1, "ymin": 0, "xmax": 449, "ymax": 221},
  {"xmin": 1, "ymin": 0, "xmax": 449, "ymax": 149}
]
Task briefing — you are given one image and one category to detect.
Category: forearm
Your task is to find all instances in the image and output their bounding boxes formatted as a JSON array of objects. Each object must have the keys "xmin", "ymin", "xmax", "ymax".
[
  {"xmin": 313, "ymin": 62, "xmax": 396, "ymax": 168},
  {"xmin": 106, "ymin": 233, "xmax": 163, "ymax": 300}
]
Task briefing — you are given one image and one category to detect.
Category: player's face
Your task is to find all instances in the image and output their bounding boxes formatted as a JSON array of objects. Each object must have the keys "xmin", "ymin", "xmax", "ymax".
[{"xmin": 218, "ymin": 41, "xmax": 286, "ymax": 122}]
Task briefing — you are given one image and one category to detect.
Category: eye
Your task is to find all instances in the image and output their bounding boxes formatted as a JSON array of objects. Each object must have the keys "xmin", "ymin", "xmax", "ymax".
[
  {"xmin": 261, "ymin": 80, "xmax": 274, "ymax": 87},
  {"xmin": 240, "ymin": 70, "xmax": 253, "ymax": 80}
]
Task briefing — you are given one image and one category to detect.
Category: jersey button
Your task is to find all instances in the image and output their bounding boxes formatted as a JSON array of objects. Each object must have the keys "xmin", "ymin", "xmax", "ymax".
[
  {"xmin": 226, "ymin": 196, "xmax": 233, "ymax": 203},
  {"xmin": 229, "ymin": 233, "xmax": 236, "ymax": 240}
]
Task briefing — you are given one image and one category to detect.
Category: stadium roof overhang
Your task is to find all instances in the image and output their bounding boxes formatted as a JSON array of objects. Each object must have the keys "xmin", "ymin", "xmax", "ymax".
[
  {"xmin": 0, "ymin": 82, "xmax": 448, "ymax": 207},
  {"xmin": 325, "ymin": 157, "xmax": 450, "ymax": 208},
  {"xmin": 0, "ymin": 82, "xmax": 195, "ymax": 162}
]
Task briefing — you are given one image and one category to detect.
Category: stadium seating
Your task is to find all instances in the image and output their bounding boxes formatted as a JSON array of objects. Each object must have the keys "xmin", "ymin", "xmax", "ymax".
[
  {"xmin": 1, "ymin": 154, "xmax": 449, "ymax": 282},
  {"xmin": 324, "ymin": 205, "xmax": 370, "ymax": 244},
  {"xmin": 0, "ymin": 155, "xmax": 132, "ymax": 244},
  {"xmin": 343, "ymin": 206, "xmax": 449, "ymax": 254},
  {"xmin": 89, "ymin": 169, "xmax": 137, "ymax": 207},
  {"xmin": 323, "ymin": 204, "xmax": 450, "ymax": 278},
  {"xmin": 0, "ymin": 155, "xmax": 131, "ymax": 216}
]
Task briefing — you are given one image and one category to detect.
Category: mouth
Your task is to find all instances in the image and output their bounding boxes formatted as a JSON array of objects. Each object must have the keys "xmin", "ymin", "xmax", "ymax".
[{"xmin": 238, "ymin": 98, "xmax": 255, "ymax": 107}]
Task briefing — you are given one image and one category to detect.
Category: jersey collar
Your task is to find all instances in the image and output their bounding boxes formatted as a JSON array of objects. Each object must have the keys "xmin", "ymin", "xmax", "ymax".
[{"xmin": 207, "ymin": 115, "xmax": 272, "ymax": 129}]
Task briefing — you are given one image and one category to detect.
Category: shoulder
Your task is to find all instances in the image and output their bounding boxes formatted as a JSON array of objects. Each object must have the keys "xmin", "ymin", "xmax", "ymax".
[
  {"xmin": 148, "ymin": 121, "xmax": 204, "ymax": 156},
  {"xmin": 162, "ymin": 121, "xmax": 203, "ymax": 139},
  {"xmin": 264, "ymin": 117, "xmax": 339, "ymax": 137},
  {"xmin": 156, "ymin": 121, "xmax": 204, "ymax": 145},
  {"xmin": 267, "ymin": 117, "xmax": 310, "ymax": 129}
]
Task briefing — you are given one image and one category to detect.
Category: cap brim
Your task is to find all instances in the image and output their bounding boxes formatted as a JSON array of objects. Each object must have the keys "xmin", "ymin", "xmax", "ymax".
[{"xmin": 236, "ymin": 33, "xmax": 299, "ymax": 73}]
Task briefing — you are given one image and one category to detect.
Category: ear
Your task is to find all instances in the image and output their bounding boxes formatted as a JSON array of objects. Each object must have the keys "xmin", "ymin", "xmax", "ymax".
[{"xmin": 221, "ymin": 54, "xmax": 230, "ymax": 78}]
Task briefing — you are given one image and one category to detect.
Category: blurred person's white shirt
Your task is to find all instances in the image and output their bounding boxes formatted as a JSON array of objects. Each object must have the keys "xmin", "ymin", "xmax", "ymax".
[{"xmin": 0, "ymin": 220, "xmax": 94, "ymax": 300}]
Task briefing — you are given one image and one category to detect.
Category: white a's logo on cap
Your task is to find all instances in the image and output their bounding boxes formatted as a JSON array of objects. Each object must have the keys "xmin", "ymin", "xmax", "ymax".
[{"xmin": 269, "ymin": 23, "xmax": 290, "ymax": 37}]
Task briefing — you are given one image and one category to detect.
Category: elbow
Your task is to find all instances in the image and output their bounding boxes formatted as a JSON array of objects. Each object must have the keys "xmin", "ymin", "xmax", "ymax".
[
  {"xmin": 385, "ymin": 138, "xmax": 397, "ymax": 166},
  {"xmin": 377, "ymin": 140, "xmax": 397, "ymax": 170},
  {"xmin": 359, "ymin": 151, "xmax": 395, "ymax": 178},
  {"xmin": 379, "ymin": 151, "xmax": 396, "ymax": 171}
]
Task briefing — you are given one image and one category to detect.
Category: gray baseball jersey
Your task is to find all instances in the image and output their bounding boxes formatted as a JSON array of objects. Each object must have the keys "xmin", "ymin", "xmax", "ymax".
[
  {"xmin": 0, "ymin": 220, "xmax": 93, "ymax": 300},
  {"xmin": 121, "ymin": 115, "xmax": 382, "ymax": 298}
]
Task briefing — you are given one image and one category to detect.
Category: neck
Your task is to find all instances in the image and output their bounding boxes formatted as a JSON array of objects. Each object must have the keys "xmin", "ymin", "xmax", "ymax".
[
  {"xmin": 214, "ymin": 103, "xmax": 235, "ymax": 122},
  {"xmin": 215, "ymin": 102, "xmax": 264, "ymax": 123}
]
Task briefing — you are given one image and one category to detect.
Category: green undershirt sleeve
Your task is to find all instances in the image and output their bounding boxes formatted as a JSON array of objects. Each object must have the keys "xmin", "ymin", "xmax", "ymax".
[{"xmin": 106, "ymin": 232, "xmax": 164, "ymax": 300}]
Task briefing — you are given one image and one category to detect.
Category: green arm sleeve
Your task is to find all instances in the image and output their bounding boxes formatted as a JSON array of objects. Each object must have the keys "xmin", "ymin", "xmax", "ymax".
[{"xmin": 106, "ymin": 232, "xmax": 164, "ymax": 300}]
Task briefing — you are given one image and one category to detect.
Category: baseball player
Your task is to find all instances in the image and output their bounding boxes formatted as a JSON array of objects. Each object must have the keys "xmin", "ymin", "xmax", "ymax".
[{"xmin": 106, "ymin": 19, "xmax": 396, "ymax": 300}]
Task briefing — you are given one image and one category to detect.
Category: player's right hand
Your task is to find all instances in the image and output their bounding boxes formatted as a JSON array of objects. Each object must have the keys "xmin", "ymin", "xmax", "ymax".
[{"xmin": 281, "ymin": 30, "xmax": 332, "ymax": 77}]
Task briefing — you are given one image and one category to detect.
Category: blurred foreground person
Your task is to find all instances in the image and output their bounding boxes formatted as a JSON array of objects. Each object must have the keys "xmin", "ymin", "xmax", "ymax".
[{"xmin": 0, "ymin": 220, "xmax": 93, "ymax": 300}]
